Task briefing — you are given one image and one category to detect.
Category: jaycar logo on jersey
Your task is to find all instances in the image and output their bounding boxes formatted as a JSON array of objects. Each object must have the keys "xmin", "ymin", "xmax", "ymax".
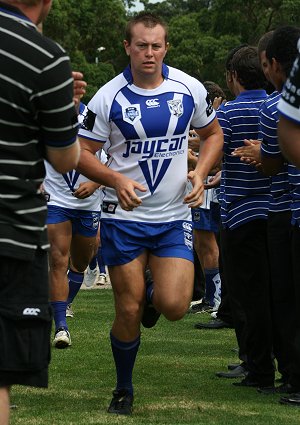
[
  {"xmin": 167, "ymin": 99, "xmax": 183, "ymax": 117},
  {"xmin": 23, "ymin": 307, "xmax": 41, "ymax": 316},
  {"xmin": 146, "ymin": 98, "xmax": 160, "ymax": 108},
  {"xmin": 122, "ymin": 104, "xmax": 141, "ymax": 124}
]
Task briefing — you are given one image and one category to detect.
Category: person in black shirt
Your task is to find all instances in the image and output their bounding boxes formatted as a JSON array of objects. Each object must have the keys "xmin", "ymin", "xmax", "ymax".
[{"xmin": 0, "ymin": 1, "xmax": 80, "ymax": 423}]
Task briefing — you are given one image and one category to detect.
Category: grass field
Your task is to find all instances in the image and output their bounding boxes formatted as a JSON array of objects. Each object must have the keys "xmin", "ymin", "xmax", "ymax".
[{"xmin": 10, "ymin": 288, "xmax": 300, "ymax": 424}]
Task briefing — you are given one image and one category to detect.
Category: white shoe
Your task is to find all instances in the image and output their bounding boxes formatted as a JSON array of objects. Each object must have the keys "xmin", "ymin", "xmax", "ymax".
[
  {"xmin": 97, "ymin": 273, "xmax": 107, "ymax": 286},
  {"xmin": 84, "ymin": 266, "xmax": 98, "ymax": 288},
  {"xmin": 211, "ymin": 311, "xmax": 218, "ymax": 319},
  {"xmin": 66, "ymin": 303, "xmax": 74, "ymax": 318},
  {"xmin": 53, "ymin": 327, "xmax": 71, "ymax": 348}
]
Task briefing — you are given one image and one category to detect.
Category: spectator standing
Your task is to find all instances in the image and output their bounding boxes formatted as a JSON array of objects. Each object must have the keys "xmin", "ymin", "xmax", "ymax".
[
  {"xmin": 274, "ymin": 32, "xmax": 300, "ymax": 407},
  {"xmin": 217, "ymin": 46, "xmax": 274, "ymax": 389},
  {"xmin": 233, "ymin": 27, "xmax": 300, "ymax": 390},
  {"xmin": 0, "ymin": 0, "xmax": 80, "ymax": 423}
]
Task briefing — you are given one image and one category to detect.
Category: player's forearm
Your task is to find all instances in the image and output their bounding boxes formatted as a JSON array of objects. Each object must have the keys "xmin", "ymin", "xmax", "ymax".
[
  {"xmin": 76, "ymin": 149, "xmax": 121, "ymax": 189},
  {"xmin": 194, "ymin": 135, "xmax": 223, "ymax": 180}
]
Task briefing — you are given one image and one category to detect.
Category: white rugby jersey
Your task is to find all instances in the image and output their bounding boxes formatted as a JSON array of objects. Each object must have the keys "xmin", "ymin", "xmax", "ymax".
[
  {"xmin": 44, "ymin": 104, "xmax": 103, "ymax": 211},
  {"xmin": 79, "ymin": 64, "xmax": 216, "ymax": 223}
]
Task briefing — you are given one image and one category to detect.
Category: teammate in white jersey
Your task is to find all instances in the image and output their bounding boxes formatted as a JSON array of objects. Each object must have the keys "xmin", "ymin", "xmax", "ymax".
[
  {"xmin": 77, "ymin": 12, "xmax": 223, "ymax": 415},
  {"xmin": 44, "ymin": 103, "xmax": 101, "ymax": 348}
]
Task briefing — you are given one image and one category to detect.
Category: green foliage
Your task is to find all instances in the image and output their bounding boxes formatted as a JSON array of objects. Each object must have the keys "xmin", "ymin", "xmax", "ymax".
[
  {"xmin": 43, "ymin": 0, "xmax": 300, "ymax": 98},
  {"xmin": 70, "ymin": 51, "xmax": 116, "ymax": 102},
  {"xmin": 44, "ymin": 0, "xmax": 127, "ymax": 89}
]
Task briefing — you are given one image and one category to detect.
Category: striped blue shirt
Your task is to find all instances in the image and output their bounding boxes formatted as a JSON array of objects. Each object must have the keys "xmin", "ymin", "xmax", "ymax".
[
  {"xmin": 260, "ymin": 92, "xmax": 291, "ymax": 213},
  {"xmin": 217, "ymin": 90, "xmax": 271, "ymax": 229}
]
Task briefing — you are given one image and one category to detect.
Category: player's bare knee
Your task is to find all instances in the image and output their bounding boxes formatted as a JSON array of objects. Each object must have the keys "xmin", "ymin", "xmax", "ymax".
[
  {"xmin": 116, "ymin": 302, "xmax": 143, "ymax": 324},
  {"xmin": 159, "ymin": 300, "xmax": 189, "ymax": 322}
]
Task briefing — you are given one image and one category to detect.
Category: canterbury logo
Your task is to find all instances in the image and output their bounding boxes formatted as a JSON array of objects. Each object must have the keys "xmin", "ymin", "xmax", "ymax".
[
  {"xmin": 23, "ymin": 308, "xmax": 41, "ymax": 316},
  {"xmin": 146, "ymin": 98, "xmax": 160, "ymax": 108},
  {"xmin": 182, "ymin": 222, "xmax": 193, "ymax": 232}
]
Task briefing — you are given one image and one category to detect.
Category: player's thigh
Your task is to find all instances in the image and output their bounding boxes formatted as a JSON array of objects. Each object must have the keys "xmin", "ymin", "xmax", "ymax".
[
  {"xmin": 109, "ymin": 251, "xmax": 148, "ymax": 313},
  {"xmin": 149, "ymin": 256, "xmax": 194, "ymax": 306}
]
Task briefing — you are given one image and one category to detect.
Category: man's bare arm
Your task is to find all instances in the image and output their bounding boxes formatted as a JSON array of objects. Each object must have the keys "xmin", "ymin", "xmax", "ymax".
[
  {"xmin": 77, "ymin": 137, "xmax": 146, "ymax": 211},
  {"xmin": 46, "ymin": 140, "xmax": 80, "ymax": 174}
]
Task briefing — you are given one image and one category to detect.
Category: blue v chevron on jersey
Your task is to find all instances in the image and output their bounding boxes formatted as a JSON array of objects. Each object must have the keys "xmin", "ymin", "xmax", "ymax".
[
  {"xmin": 62, "ymin": 170, "xmax": 81, "ymax": 192},
  {"xmin": 139, "ymin": 159, "xmax": 171, "ymax": 195}
]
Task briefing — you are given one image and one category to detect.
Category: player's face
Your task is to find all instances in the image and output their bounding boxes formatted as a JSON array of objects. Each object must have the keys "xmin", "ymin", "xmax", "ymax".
[
  {"xmin": 260, "ymin": 50, "xmax": 272, "ymax": 82},
  {"xmin": 124, "ymin": 23, "xmax": 169, "ymax": 87}
]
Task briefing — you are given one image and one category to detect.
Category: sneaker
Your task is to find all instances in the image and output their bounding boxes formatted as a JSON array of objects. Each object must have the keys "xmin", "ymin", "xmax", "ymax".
[
  {"xmin": 189, "ymin": 299, "xmax": 203, "ymax": 307},
  {"xmin": 188, "ymin": 299, "xmax": 213, "ymax": 314},
  {"xmin": 280, "ymin": 392, "xmax": 300, "ymax": 406},
  {"xmin": 211, "ymin": 311, "xmax": 218, "ymax": 319},
  {"xmin": 194, "ymin": 318, "xmax": 232, "ymax": 329},
  {"xmin": 141, "ymin": 269, "xmax": 161, "ymax": 328},
  {"xmin": 84, "ymin": 266, "xmax": 98, "ymax": 288},
  {"xmin": 53, "ymin": 327, "xmax": 71, "ymax": 349},
  {"xmin": 97, "ymin": 273, "xmax": 107, "ymax": 286},
  {"xmin": 66, "ymin": 303, "xmax": 74, "ymax": 318},
  {"xmin": 107, "ymin": 389, "xmax": 133, "ymax": 415}
]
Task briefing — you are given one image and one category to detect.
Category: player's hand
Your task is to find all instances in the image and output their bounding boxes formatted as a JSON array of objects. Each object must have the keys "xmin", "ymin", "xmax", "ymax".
[
  {"xmin": 72, "ymin": 71, "xmax": 87, "ymax": 109},
  {"xmin": 204, "ymin": 171, "xmax": 221, "ymax": 189},
  {"xmin": 114, "ymin": 174, "xmax": 147, "ymax": 211},
  {"xmin": 184, "ymin": 170, "xmax": 204, "ymax": 208},
  {"xmin": 73, "ymin": 181, "xmax": 99, "ymax": 199}
]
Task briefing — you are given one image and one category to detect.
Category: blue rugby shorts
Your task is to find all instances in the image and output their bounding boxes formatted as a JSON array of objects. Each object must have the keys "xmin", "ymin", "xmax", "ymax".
[
  {"xmin": 46, "ymin": 205, "xmax": 100, "ymax": 237},
  {"xmin": 100, "ymin": 219, "xmax": 194, "ymax": 266}
]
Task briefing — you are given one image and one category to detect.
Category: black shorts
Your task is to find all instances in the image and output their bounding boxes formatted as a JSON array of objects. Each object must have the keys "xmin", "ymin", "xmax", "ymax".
[{"xmin": 0, "ymin": 249, "xmax": 52, "ymax": 388}]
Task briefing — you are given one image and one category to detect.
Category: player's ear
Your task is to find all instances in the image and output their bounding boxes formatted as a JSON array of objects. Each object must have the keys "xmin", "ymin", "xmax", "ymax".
[{"xmin": 123, "ymin": 40, "xmax": 130, "ymax": 56}]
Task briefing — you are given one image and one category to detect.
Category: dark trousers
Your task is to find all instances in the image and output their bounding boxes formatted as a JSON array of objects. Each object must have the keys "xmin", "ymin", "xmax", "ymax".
[
  {"xmin": 216, "ymin": 232, "xmax": 234, "ymax": 326},
  {"xmin": 290, "ymin": 225, "xmax": 300, "ymax": 389},
  {"xmin": 221, "ymin": 220, "xmax": 274, "ymax": 386},
  {"xmin": 268, "ymin": 211, "xmax": 295, "ymax": 382}
]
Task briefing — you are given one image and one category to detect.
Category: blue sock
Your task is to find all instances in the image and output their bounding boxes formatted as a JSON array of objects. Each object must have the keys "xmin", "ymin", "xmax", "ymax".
[
  {"xmin": 204, "ymin": 268, "xmax": 221, "ymax": 307},
  {"xmin": 97, "ymin": 247, "xmax": 106, "ymax": 274},
  {"xmin": 67, "ymin": 269, "xmax": 84, "ymax": 304},
  {"xmin": 89, "ymin": 255, "xmax": 97, "ymax": 271},
  {"xmin": 110, "ymin": 332, "xmax": 140, "ymax": 395},
  {"xmin": 51, "ymin": 301, "xmax": 68, "ymax": 331}
]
